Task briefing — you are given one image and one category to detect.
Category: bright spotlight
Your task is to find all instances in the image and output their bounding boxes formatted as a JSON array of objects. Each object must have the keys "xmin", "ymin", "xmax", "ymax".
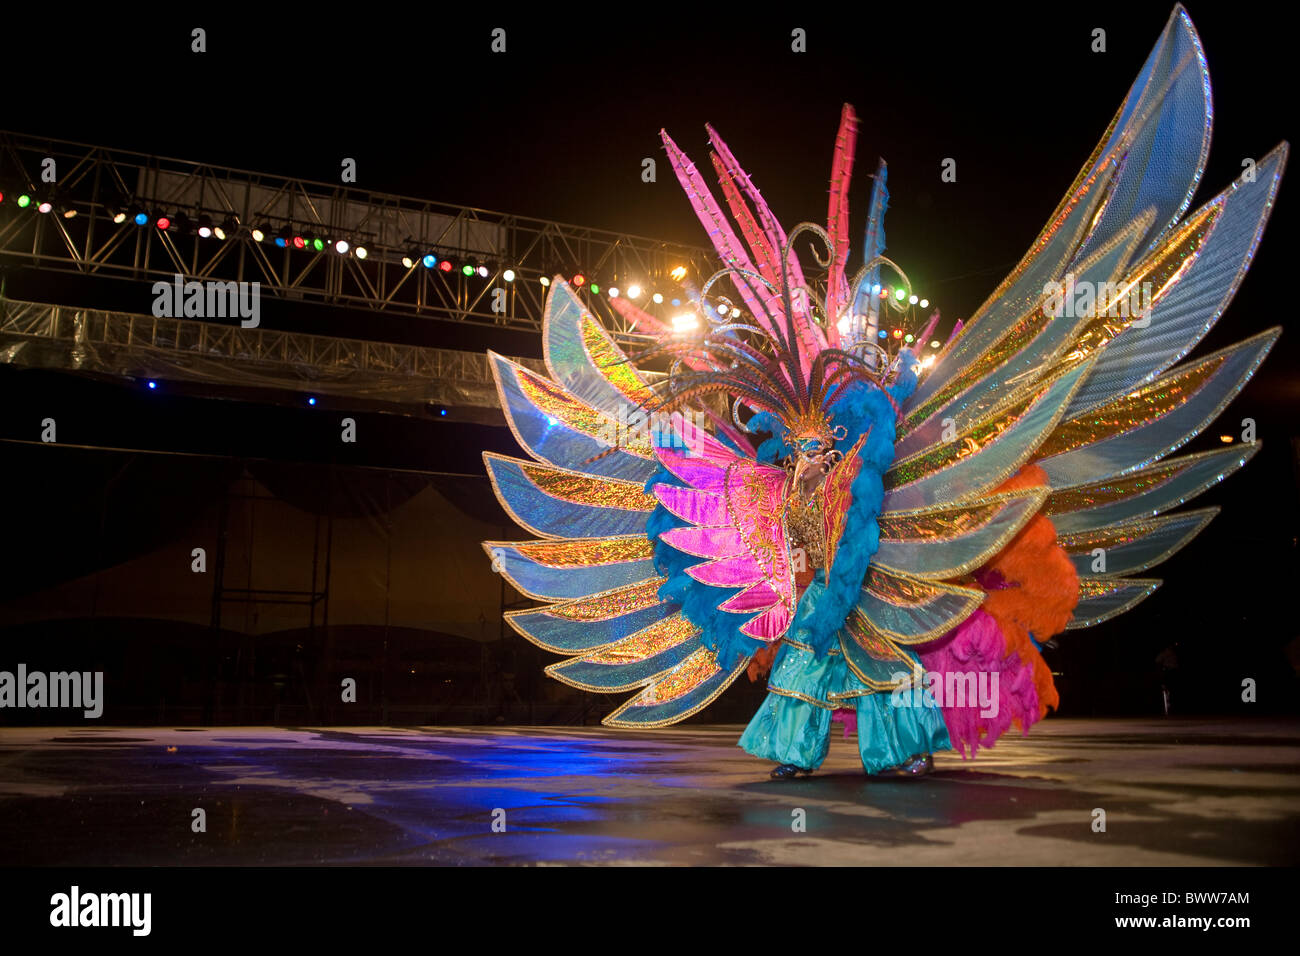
[
  {"xmin": 627, "ymin": 285, "xmax": 641, "ymax": 299},
  {"xmin": 335, "ymin": 239, "xmax": 350, "ymax": 254},
  {"xmin": 540, "ymin": 276, "xmax": 551, "ymax": 287},
  {"xmin": 672, "ymin": 313, "xmax": 699, "ymax": 333},
  {"xmin": 919, "ymin": 299, "xmax": 929, "ymax": 308},
  {"xmin": 670, "ymin": 266, "xmax": 687, "ymax": 281},
  {"xmin": 503, "ymin": 269, "xmax": 516, "ymax": 282},
  {"xmin": 908, "ymin": 294, "xmax": 918, "ymax": 305},
  {"xmin": 609, "ymin": 287, "xmax": 619, "ymax": 298},
  {"xmin": 652, "ymin": 293, "xmax": 663, "ymax": 304}
]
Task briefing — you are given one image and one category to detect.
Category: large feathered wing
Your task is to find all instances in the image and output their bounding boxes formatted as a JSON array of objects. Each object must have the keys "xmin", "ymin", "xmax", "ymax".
[
  {"xmin": 882, "ymin": 4, "xmax": 1284, "ymax": 628},
  {"xmin": 484, "ymin": 280, "xmax": 758, "ymax": 728}
]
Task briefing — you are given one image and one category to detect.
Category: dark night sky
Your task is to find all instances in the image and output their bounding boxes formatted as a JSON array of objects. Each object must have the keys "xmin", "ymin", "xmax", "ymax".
[
  {"xmin": 2, "ymin": 1, "xmax": 1296, "ymax": 716},
  {"xmin": 9, "ymin": 2, "xmax": 1292, "ymax": 320}
]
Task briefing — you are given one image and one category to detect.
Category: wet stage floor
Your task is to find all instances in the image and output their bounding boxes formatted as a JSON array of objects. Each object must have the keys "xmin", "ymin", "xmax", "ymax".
[{"xmin": 1, "ymin": 718, "xmax": 1297, "ymax": 865}]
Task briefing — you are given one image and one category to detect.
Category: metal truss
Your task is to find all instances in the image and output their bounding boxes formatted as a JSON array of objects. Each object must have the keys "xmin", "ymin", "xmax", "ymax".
[
  {"xmin": 0, "ymin": 297, "xmax": 547, "ymax": 410},
  {"xmin": 0, "ymin": 130, "xmax": 716, "ymax": 334}
]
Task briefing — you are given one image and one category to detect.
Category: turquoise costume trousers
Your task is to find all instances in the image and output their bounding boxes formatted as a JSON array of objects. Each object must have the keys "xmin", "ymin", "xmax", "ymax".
[{"xmin": 738, "ymin": 641, "xmax": 951, "ymax": 773}]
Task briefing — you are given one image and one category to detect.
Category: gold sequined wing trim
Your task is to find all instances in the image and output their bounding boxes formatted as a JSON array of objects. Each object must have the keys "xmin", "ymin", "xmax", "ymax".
[
  {"xmin": 1058, "ymin": 507, "xmax": 1218, "ymax": 578},
  {"xmin": 489, "ymin": 351, "xmax": 655, "ymax": 463},
  {"xmin": 580, "ymin": 314, "xmax": 658, "ymax": 408},
  {"xmin": 544, "ymin": 613, "xmax": 703, "ymax": 693},
  {"xmin": 858, "ymin": 565, "xmax": 985, "ymax": 646},
  {"xmin": 600, "ymin": 648, "xmax": 753, "ymax": 729},
  {"xmin": 483, "ymin": 452, "xmax": 658, "ymax": 540},
  {"xmin": 873, "ymin": 486, "xmax": 1048, "ymax": 580},
  {"xmin": 1066, "ymin": 577, "xmax": 1162, "ymax": 629}
]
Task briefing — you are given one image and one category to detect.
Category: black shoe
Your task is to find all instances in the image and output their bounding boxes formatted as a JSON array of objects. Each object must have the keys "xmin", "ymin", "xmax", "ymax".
[
  {"xmin": 872, "ymin": 753, "xmax": 934, "ymax": 777},
  {"xmin": 769, "ymin": 763, "xmax": 813, "ymax": 779}
]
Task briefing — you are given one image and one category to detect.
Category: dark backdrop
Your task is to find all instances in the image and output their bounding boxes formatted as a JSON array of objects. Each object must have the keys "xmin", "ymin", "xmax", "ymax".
[{"xmin": 0, "ymin": 1, "xmax": 1295, "ymax": 723}]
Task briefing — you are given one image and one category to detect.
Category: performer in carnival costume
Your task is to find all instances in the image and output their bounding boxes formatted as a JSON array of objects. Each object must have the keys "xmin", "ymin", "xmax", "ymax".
[{"xmin": 481, "ymin": 6, "xmax": 1285, "ymax": 777}]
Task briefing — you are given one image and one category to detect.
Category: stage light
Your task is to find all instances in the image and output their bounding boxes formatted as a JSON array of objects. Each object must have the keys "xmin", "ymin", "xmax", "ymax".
[
  {"xmin": 439, "ymin": 408, "xmax": 448, "ymax": 417},
  {"xmin": 878, "ymin": 329, "xmax": 888, "ymax": 339},
  {"xmin": 904, "ymin": 333, "xmax": 914, "ymax": 343},
  {"xmin": 308, "ymin": 396, "xmax": 317, "ymax": 406},
  {"xmin": 113, "ymin": 210, "xmax": 127, "ymax": 224},
  {"xmin": 462, "ymin": 264, "xmax": 474, "ymax": 276},
  {"xmin": 156, "ymin": 214, "xmax": 171, "ymax": 230},
  {"xmin": 198, "ymin": 216, "xmax": 213, "ymax": 238},
  {"xmin": 628, "ymin": 284, "xmax": 641, "ymax": 299},
  {"xmin": 930, "ymin": 340, "xmax": 941, "ymax": 348},
  {"xmin": 17, "ymin": 194, "xmax": 31, "ymax": 208},
  {"xmin": 672, "ymin": 313, "xmax": 699, "ymax": 333},
  {"xmin": 354, "ymin": 246, "xmax": 367, "ymax": 259},
  {"xmin": 38, "ymin": 201, "xmax": 52, "ymax": 214},
  {"xmin": 252, "ymin": 227, "xmax": 265, "ymax": 242},
  {"xmin": 312, "ymin": 237, "xmax": 325, "ymax": 252},
  {"xmin": 671, "ymin": 298, "xmax": 681, "ymax": 307},
  {"xmin": 147, "ymin": 380, "xmax": 157, "ymax": 390},
  {"xmin": 895, "ymin": 288, "xmax": 907, "ymax": 301},
  {"xmin": 62, "ymin": 208, "xmax": 77, "ymax": 219},
  {"xmin": 609, "ymin": 286, "xmax": 619, "ymax": 298},
  {"xmin": 652, "ymin": 292, "xmax": 663, "ymax": 304},
  {"xmin": 503, "ymin": 269, "xmax": 515, "ymax": 282},
  {"xmin": 1219, "ymin": 434, "xmax": 1233, "ymax": 443},
  {"xmin": 717, "ymin": 304, "xmax": 729, "ymax": 316},
  {"xmin": 670, "ymin": 266, "xmax": 687, "ymax": 281},
  {"xmin": 892, "ymin": 328, "xmax": 903, "ymax": 338},
  {"xmin": 919, "ymin": 299, "xmax": 929, "ymax": 308},
  {"xmin": 477, "ymin": 265, "xmax": 489, "ymax": 278},
  {"xmin": 335, "ymin": 239, "xmax": 349, "ymax": 254},
  {"xmin": 871, "ymin": 283, "xmax": 881, "ymax": 295},
  {"xmin": 908, "ymin": 294, "xmax": 918, "ymax": 304},
  {"xmin": 438, "ymin": 259, "xmax": 452, "ymax": 272},
  {"xmin": 215, "ymin": 215, "xmax": 237, "ymax": 240},
  {"xmin": 293, "ymin": 235, "xmax": 306, "ymax": 250},
  {"xmin": 276, "ymin": 226, "xmax": 291, "ymax": 248},
  {"xmin": 590, "ymin": 283, "xmax": 600, "ymax": 294},
  {"xmin": 540, "ymin": 276, "xmax": 551, "ymax": 287},
  {"xmin": 572, "ymin": 273, "xmax": 585, "ymax": 286}
]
